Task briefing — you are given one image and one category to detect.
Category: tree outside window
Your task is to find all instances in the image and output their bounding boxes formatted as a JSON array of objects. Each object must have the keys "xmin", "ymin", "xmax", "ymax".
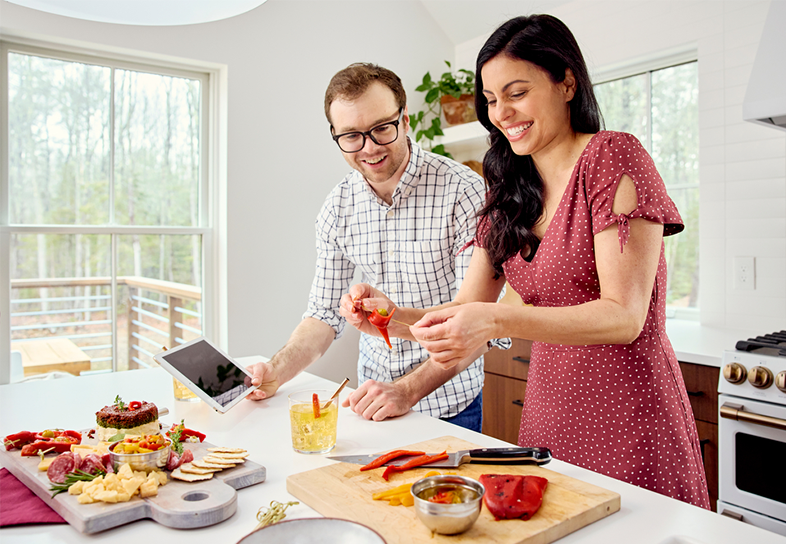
[{"xmin": 595, "ymin": 62, "xmax": 699, "ymax": 313}]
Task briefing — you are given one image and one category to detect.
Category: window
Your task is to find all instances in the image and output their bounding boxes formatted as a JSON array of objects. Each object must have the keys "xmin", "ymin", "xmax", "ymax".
[
  {"xmin": 594, "ymin": 60, "xmax": 699, "ymax": 317},
  {"xmin": 1, "ymin": 41, "xmax": 213, "ymax": 375}
]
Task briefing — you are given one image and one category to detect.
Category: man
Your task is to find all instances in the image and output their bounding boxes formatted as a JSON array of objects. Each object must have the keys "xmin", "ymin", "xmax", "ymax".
[{"xmin": 247, "ymin": 63, "xmax": 495, "ymax": 431}]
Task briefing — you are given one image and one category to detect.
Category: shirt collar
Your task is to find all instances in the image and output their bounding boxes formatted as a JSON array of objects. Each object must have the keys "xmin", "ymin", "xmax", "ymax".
[{"xmin": 358, "ymin": 137, "xmax": 423, "ymax": 207}]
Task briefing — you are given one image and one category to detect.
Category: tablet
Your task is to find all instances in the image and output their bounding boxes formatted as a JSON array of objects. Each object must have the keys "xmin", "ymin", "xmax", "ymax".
[{"xmin": 153, "ymin": 336, "xmax": 260, "ymax": 413}]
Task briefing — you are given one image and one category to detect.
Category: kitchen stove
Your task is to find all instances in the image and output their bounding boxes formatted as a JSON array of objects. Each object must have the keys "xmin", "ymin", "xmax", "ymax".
[{"xmin": 717, "ymin": 330, "xmax": 786, "ymax": 536}]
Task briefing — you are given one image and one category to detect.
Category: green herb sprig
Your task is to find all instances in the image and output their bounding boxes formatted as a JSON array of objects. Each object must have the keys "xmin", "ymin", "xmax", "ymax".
[
  {"xmin": 169, "ymin": 420, "xmax": 185, "ymax": 455},
  {"xmin": 113, "ymin": 395, "xmax": 126, "ymax": 411},
  {"xmin": 50, "ymin": 469, "xmax": 106, "ymax": 498}
]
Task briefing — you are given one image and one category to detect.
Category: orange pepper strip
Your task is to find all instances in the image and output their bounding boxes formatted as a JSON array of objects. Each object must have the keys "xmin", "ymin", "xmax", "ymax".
[
  {"xmin": 382, "ymin": 451, "xmax": 449, "ymax": 481},
  {"xmin": 312, "ymin": 393, "xmax": 321, "ymax": 419}
]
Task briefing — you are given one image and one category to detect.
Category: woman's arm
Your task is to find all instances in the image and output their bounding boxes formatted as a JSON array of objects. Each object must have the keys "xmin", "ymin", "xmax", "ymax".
[{"xmin": 412, "ymin": 175, "xmax": 663, "ymax": 367}]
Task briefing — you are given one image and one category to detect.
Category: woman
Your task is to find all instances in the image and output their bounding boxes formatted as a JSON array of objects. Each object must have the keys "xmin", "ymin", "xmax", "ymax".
[{"xmin": 340, "ymin": 14, "xmax": 710, "ymax": 509}]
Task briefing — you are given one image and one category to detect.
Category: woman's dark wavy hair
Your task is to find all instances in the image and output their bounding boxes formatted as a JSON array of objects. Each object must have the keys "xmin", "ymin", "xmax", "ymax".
[{"xmin": 475, "ymin": 15, "xmax": 602, "ymax": 277}]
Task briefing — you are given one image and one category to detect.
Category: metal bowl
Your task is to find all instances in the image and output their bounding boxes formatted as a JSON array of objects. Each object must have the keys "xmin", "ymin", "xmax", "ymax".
[
  {"xmin": 237, "ymin": 518, "xmax": 386, "ymax": 544},
  {"xmin": 411, "ymin": 475, "xmax": 485, "ymax": 535},
  {"xmin": 108, "ymin": 436, "xmax": 171, "ymax": 472}
]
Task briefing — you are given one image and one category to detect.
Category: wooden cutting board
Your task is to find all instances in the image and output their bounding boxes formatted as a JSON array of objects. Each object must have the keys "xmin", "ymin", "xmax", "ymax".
[
  {"xmin": 0, "ymin": 439, "xmax": 265, "ymax": 533},
  {"xmin": 287, "ymin": 436, "xmax": 620, "ymax": 544}
]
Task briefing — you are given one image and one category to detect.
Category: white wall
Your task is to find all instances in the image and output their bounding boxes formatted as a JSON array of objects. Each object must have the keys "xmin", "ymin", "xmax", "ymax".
[
  {"xmin": 0, "ymin": 0, "xmax": 455, "ymax": 386},
  {"xmin": 453, "ymin": 0, "xmax": 786, "ymax": 333}
]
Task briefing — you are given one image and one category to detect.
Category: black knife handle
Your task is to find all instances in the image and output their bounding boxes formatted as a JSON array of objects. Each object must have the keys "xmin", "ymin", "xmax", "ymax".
[{"xmin": 467, "ymin": 447, "xmax": 552, "ymax": 465}]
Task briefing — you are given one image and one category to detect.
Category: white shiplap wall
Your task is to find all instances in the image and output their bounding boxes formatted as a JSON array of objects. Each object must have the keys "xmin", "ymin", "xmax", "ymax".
[{"xmin": 454, "ymin": 0, "xmax": 786, "ymax": 332}]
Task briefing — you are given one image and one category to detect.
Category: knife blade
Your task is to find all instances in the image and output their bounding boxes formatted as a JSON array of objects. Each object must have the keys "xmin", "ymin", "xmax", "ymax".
[{"xmin": 327, "ymin": 447, "xmax": 551, "ymax": 468}]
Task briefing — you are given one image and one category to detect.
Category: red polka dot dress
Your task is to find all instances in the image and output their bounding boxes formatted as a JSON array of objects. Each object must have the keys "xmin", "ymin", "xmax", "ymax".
[{"xmin": 485, "ymin": 132, "xmax": 710, "ymax": 509}]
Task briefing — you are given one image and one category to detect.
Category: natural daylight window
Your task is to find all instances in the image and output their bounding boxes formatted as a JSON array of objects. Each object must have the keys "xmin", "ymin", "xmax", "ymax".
[
  {"xmin": 594, "ymin": 61, "xmax": 699, "ymax": 318},
  {"xmin": 1, "ymin": 41, "xmax": 212, "ymax": 376}
]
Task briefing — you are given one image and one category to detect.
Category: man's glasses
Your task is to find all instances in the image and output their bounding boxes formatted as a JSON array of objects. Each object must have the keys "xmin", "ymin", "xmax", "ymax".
[{"xmin": 331, "ymin": 108, "xmax": 404, "ymax": 153}]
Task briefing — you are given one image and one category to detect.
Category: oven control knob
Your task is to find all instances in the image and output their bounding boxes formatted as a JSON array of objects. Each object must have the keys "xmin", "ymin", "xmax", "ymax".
[
  {"xmin": 723, "ymin": 363, "xmax": 747, "ymax": 384},
  {"xmin": 747, "ymin": 366, "xmax": 773, "ymax": 389},
  {"xmin": 776, "ymin": 371, "xmax": 786, "ymax": 393}
]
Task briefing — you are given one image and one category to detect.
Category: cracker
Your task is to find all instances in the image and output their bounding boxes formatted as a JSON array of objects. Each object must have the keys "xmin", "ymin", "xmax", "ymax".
[
  {"xmin": 209, "ymin": 451, "xmax": 249, "ymax": 460},
  {"xmin": 207, "ymin": 447, "xmax": 247, "ymax": 454},
  {"xmin": 192, "ymin": 459, "xmax": 232, "ymax": 470},
  {"xmin": 204, "ymin": 455, "xmax": 243, "ymax": 465},
  {"xmin": 171, "ymin": 468, "xmax": 213, "ymax": 482},
  {"xmin": 179, "ymin": 463, "xmax": 215, "ymax": 475}
]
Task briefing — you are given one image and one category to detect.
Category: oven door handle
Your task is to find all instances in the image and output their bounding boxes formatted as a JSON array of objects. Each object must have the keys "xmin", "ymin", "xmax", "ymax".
[{"xmin": 720, "ymin": 402, "xmax": 786, "ymax": 431}]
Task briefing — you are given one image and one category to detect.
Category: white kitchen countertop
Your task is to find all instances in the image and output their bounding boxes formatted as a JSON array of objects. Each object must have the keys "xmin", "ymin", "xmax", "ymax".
[
  {"xmin": 1, "ymin": 360, "xmax": 784, "ymax": 544},
  {"xmin": 665, "ymin": 319, "xmax": 762, "ymax": 368}
]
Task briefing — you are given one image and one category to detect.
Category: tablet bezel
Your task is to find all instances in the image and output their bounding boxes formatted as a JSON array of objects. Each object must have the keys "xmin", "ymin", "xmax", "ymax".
[{"xmin": 153, "ymin": 336, "xmax": 259, "ymax": 413}]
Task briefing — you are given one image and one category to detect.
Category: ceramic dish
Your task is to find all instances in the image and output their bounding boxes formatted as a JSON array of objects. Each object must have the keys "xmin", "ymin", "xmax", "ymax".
[{"xmin": 237, "ymin": 518, "xmax": 386, "ymax": 544}]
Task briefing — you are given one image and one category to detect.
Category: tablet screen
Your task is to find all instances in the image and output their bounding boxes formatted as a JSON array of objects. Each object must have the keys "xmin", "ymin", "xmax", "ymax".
[{"xmin": 159, "ymin": 339, "xmax": 253, "ymax": 409}]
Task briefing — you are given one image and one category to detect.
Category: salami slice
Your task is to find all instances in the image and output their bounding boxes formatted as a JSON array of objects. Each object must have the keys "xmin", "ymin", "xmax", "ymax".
[
  {"xmin": 178, "ymin": 448, "xmax": 194, "ymax": 468},
  {"xmin": 47, "ymin": 452, "xmax": 75, "ymax": 484},
  {"xmin": 72, "ymin": 452, "xmax": 82, "ymax": 472},
  {"xmin": 80, "ymin": 453, "xmax": 104, "ymax": 475},
  {"xmin": 166, "ymin": 450, "xmax": 181, "ymax": 471},
  {"xmin": 101, "ymin": 453, "xmax": 114, "ymax": 473}
]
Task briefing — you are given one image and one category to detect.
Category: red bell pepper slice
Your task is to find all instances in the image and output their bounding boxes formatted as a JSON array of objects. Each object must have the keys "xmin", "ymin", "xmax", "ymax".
[
  {"xmin": 312, "ymin": 393, "xmax": 321, "ymax": 419},
  {"xmin": 382, "ymin": 451, "xmax": 449, "ymax": 481},
  {"xmin": 4, "ymin": 431, "xmax": 37, "ymax": 451},
  {"xmin": 129, "ymin": 401, "xmax": 142, "ymax": 410},
  {"xmin": 369, "ymin": 308, "xmax": 395, "ymax": 349},
  {"xmin": 479, "ymin": 474, "xmax": 549, "ymax": 520},
  {"xmin": 359, "ymin": 449, "xmax": 426, "ymax": 471},
  {"xmin": 20, "ymin": 435, "xmax": 80, "ymax": 456}
]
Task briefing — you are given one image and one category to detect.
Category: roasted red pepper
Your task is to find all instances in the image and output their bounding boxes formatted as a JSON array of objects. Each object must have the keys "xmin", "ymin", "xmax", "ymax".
[
  {"xmin": 479, "ymin": 474, "xmax": 549, "ymax": 520},
  {"xmin": 368, "ymin": 308, "xmax": 396, "ymax": 349},
  {"xmin": 4, "ymin": 431, "xmax": 37, "ymax": 451},
  {"xmin": 359, "ymin": 449, "xmax": 426, "ymax": 472},
  {"xmin": 129, "ymin": 401, "xmax": 142, "ymax": 410},
  {"xmin": 20, "ymin": 434, "xmax": 80, "ymax": 456},
  {"xmin": 382, "ymin": 451, "xmax": 449, "ymax": 481}
]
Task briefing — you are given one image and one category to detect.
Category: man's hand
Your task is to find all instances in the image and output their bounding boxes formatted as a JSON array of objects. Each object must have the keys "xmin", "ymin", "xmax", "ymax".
[
  {"xmin": 244, "ymin": 361, "xmax": 281, "ymax": 401},
  {"xmin": 339, "ymin": 283, "xmax": 395, "ymax": 337},
  {"xmin": 341, "ymin": 379, "xmax": 415, "ymax": 421}
]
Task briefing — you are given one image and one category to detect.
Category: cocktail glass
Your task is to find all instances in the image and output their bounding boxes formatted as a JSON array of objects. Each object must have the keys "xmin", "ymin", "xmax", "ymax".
[{"xmin": 288, "ymin": 390, "xmax": 338, "ymax": 454}]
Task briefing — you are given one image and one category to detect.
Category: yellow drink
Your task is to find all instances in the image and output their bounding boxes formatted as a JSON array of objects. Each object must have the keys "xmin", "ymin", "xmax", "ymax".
[
  {"xmin": 173, "ymin": 377, "xmax": 199, "ymax": 402},
  {"xmin": 288, "ymin": 390, "xmax": 338, "ymax": 454}
]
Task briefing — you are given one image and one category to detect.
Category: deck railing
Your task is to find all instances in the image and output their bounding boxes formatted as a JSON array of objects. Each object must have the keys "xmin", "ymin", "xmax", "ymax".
[{"xmin": 10, "ymin": 276, "xmax": 201, "ymax": 374}]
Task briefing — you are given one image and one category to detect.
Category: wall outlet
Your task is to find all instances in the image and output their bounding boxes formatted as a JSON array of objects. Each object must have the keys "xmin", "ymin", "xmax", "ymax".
[{"xmin": 733, "ymin": 256, "xmax": 755, "ymax": 291}]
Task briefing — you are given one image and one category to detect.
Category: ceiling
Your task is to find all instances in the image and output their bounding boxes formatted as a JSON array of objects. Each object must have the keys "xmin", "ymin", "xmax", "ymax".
[{"xmin": 419, "ymin": 0, "xmax": 574, "ymax": 44}]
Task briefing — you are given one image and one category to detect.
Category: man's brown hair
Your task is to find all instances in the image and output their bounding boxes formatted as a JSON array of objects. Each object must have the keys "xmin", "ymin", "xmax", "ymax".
[{"xmin": 324, "ymin": 63, "xmax": 407, "ymax": 126}]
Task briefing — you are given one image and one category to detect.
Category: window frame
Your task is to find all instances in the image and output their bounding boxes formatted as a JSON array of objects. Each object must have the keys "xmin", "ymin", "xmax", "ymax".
[
  {"xmin": 0, "ymin": 37, "xmax": 222, "ymax": 375},
  {"xmin": 591, "ymin": 45, "xmax": 700, "ymax": 321}
]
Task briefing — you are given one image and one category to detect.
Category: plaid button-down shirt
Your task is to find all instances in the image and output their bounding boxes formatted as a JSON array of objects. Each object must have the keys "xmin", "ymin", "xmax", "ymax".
[{"xmin": 303, "ymin": 139, "xmax": 491, "ymax": 418}]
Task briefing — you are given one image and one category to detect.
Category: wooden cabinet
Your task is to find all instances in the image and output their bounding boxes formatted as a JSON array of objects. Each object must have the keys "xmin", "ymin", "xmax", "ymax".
[
  {"xmin": 679, "ymin": 361, "xmax": 720, "ymax": 509},
  {"xmin": 481, "ymin": 338, "xmax": 531, "ymax": 444},
  {"xmin": 481, "ymin": 346, "xmax": 720, "ymax": 507}
]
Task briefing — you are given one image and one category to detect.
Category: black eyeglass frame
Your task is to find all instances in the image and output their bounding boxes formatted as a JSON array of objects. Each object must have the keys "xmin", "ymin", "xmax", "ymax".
[{"xmin": 331, "ymin": 108, "xmax": 404, "ymax": 153}]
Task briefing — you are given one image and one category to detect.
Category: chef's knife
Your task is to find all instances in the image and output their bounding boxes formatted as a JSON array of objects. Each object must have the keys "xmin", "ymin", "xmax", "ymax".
[{"xmin": 327, "ymin": 447, "xmax": 551, "ymax": 468}]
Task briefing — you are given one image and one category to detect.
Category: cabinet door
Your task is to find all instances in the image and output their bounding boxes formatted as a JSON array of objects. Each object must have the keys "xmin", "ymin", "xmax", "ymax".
[
  {"xmin": 482, "ymin": 373, "xmax": 526, "ymax": 444},
  {"xmin": 695, "ymin": 420, "xmax": 719, "ymax": 509},
  {"xmin": 679, "ymin": 362, "xmax": 720, "ymax": 424},
  {"xmin": 484, "ymin": 339, "xmax": 532, "ymax": 380}
]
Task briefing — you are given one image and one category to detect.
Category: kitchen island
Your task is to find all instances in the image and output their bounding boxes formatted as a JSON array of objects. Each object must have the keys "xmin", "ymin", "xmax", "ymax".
[{"xmin": 1, "ymin": 358, "xmax": 783, "ymax": 544}]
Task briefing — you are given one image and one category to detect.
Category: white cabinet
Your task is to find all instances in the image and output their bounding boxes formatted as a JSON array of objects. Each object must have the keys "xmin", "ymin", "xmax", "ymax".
[{"xmin": 432, "ymin": 121, "xmax": 489, "ymax": 163}]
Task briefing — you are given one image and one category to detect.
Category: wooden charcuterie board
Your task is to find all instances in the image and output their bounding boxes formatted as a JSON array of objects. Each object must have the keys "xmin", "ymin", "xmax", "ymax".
[
  {"xmin": 287, "ymin": 436, "xmax": 620, "ymax": 544},
  {"xmin": 0, "ymin": 438, "xmax": 265, "ymax": 533}
]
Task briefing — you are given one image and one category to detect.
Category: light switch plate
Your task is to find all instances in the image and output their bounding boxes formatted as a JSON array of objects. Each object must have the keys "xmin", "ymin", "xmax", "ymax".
[{"xmin": 733, "ymin": 256, "xmax": 755, "ymax": 290}]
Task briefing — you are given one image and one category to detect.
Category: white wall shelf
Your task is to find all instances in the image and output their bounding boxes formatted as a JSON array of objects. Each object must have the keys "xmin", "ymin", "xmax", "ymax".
[{"xmin": 431, "ymin": 121, "xmax": 488, "ymax": 163}]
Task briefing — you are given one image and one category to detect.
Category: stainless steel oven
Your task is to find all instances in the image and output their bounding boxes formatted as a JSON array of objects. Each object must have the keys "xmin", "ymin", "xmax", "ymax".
[{"xmin": 718, "ymin": 330, "xmax": 786, "ymax": 536}]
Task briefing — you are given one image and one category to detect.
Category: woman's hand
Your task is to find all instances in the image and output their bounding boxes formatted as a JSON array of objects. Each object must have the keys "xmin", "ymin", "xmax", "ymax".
[
  {"xmin": 339, "ymin": 283, "xmax": 396, "ymax": 338},
  {"xmin": 410, "ymin": 302, "xmax": 495, "ymax": 369}
]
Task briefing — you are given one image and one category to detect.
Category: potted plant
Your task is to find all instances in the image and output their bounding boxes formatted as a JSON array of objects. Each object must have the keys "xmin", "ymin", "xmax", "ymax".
[{"xmin": 410, "ymin": 61, "xmax": 476, "ymax": 158}]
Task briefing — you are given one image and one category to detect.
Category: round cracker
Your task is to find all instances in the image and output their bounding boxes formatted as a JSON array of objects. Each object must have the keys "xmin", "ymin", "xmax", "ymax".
[{"xmin": 171, "ymin": 468, "xmax": 214, "ymax": 482}]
